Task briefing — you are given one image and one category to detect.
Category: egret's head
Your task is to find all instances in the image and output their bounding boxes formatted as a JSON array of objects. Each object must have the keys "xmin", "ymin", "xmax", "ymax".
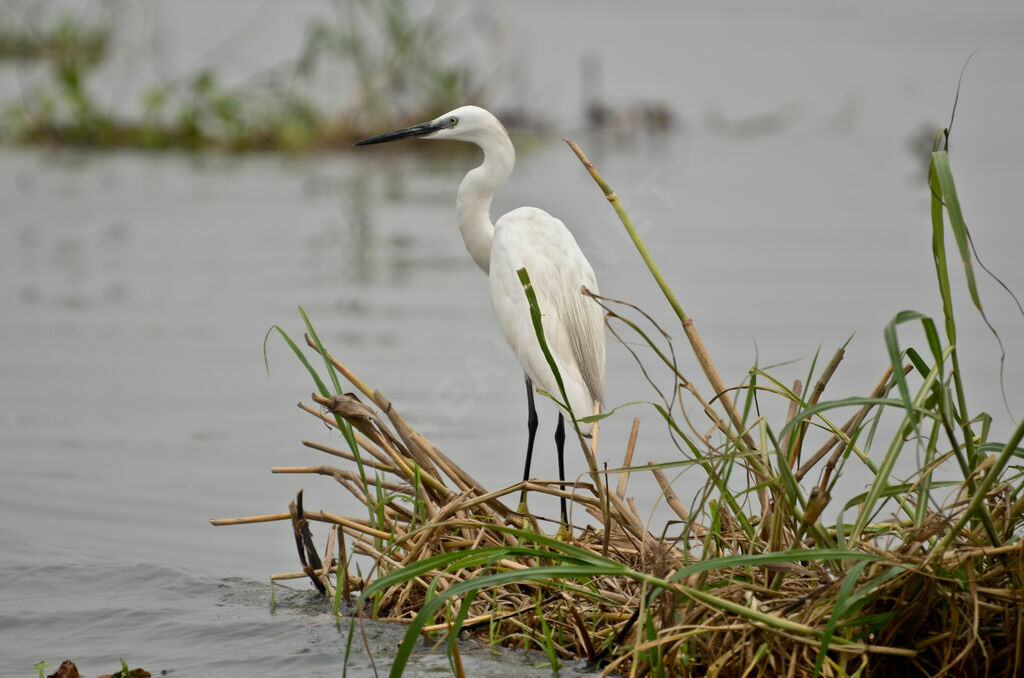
[{"xmin": 355, "ymin": 106, "xmax": 509, "ymax": 148}]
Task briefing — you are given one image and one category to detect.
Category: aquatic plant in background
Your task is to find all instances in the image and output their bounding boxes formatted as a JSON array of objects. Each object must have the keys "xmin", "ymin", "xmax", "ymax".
[
  {"xmin": 0, "ymin": 11, "xmax": 108, "ymax": 61},
  {"xmin": 296, "ymin": 0, "xmax": 493, "ymax": 134},
  {"xmin": 1, "ymin": 12, "xmax": 114, "ymax": 145},
  {"xmin": 0, "ymin": 0, "xmax": 494, "ymax": 150}
]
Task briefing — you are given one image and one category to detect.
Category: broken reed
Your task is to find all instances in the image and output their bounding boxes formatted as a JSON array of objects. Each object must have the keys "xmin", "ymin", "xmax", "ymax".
[{"xmin": 212, "ymin": 134, "xmax": 1024, "ymax": 678}]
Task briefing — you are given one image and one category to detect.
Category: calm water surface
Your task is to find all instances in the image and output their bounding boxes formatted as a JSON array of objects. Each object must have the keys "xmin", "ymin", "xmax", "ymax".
[{"xmin": 2, "ymin": 2, "xmax": 1023, "ymax": 676}]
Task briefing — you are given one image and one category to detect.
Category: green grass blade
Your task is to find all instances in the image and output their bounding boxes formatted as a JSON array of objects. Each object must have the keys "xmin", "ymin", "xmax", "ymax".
[
  {"xmin": 264, "ymin": 323, "xmax": 329, "ymax": 395},
  {"xmin": 776, "ymin": 396, "xmax": 922, "ymax": 445},
  {"xmin": 932, "ymin": 151, "xmax": 981, "ymax": 311},
  {"xmin": 297, "ymin": 306, "xmax": 365, "ymax": 474},
  {"xmin": 812, "ymin": 560, "xmax": 869, "ymax": 678},
  {"xmin": 882, "ymin": 310, "xmax": 935, "ymax": 425},
  {"xmin": 447, "ymin": 589, "xmax": 478, "ymax": 673},
  {"xmin": 385, "ymin": 564, "xmax": 630, "ymax": 678},
  {"xmin": 841, "ymin": 480, "xmax": 960, "ymax": 513},
  {"xmin": 516, "ymin": 267, "xmax": 572, "ymax": 415},
  {"xmin": 931, "ymin": 416, "xmax": 1024, "ymax": 559},
  {"xmin": 535, "ymin": 593, "xmax": 561, "ymax": 671},
  {"xmin": 577, "ymin": 399, "xmax": 649, "ymax": 424},
  {"xmin": 299, "ymin": 306, "xmax": 344, "ymax": 396},
  {"xmin": 929, "ymin": 150, "xmax": 981, "ymax": 469},
  {"xmin": 849, "ymin": 358, "xmax": 943, "ymax": 540},
  {"xmin": 666, "ymin": 549, "xmax": 880, "ymax": 582},
  {"xmin": 265, "ymin": 312, "xmax": 370, "ymax": 505}
]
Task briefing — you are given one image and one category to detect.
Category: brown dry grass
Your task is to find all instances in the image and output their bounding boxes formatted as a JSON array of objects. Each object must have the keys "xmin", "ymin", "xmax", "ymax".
[{"xmin": 212, "ymin": 334, "xmax": 1024, "ymax": 677}]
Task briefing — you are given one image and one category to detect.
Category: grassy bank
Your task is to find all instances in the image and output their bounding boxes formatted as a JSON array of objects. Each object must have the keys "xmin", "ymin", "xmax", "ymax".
[{"xmin": 213, "ymin": 132, "xmax": 1023, "ymax": 677}]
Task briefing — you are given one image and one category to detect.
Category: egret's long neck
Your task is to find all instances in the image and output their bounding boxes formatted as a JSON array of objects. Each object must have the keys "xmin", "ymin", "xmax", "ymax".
[{"xmin": 456, "ymin": 133, "xmax": 515, "ymax": 273}]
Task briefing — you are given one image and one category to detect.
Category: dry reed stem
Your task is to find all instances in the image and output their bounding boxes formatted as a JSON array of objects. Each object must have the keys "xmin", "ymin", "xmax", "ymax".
[
  {"xmin": 301, "ymin": 438, "xmax": 396, "ymax": 473},
  {"xmin": 681, "ymin": 318, "xmax": 759, "ymax": 453},
  {"xmin": 795, "ymin": 364, "xmax": 910, "ymax": 483},
  {"xmin": 617, "ymin": 418, "xmax": 641, "ymax": 499},
  {"xmin": 780, "ymin": 380, "xmax": 804, "ymax": 470},
  {"xmin": 564, "ymin": 139, "xmax": 757, "ymax": 454},
  {"xmin": 681, "ymin": 381, "xmax": 746, "ymax": 451},
  {"xmin": 272, "ymin": 465, "xmax": 411, "ymax": 494},
  {"xmin": 789, "ymin": 347, "xmax": 845, "ymax": 468},
  {"xmin": 304, "ymin": 333, "xmax": 519, "ymax": 525},
  {"xmin": 651, "ymin": 465, "xmax": 708, "ymax": 538},
  {"xmin": 299, "ymin": 402, "xmax": 397, "ymax": 470},
  {"xmin": 374, "ymin": 389, "xmax": 443, "ymax": 481}
]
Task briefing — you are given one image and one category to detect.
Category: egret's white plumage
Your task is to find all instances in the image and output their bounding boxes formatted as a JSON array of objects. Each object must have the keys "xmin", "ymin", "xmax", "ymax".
[
  {"xmin": 356, "ymin": 105, "xmax": 605, "ymax": 520},
  {"xmin": 490, "ymin": 205, "xmax": 604, "ymax": 427}
]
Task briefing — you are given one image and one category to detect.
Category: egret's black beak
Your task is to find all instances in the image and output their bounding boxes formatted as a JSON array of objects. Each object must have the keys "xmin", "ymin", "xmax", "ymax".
[{"xmin": 354, "ymin": 120, "xmax": 446, "ymax": 146}]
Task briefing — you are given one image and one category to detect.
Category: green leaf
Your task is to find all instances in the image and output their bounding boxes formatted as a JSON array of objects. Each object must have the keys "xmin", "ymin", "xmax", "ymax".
[
  {"xmin": 932, "ymin": 151, "xmax": 981, "ymax": 312},
  {"xmin": 882, "ymin": 310, "xmax": 938, "ymax": 425},
  {"xmin": 298, "ymin": 306, "xmax": 364, "ymax": 472},
  {"xmin": 666, "ymin": 549, "xmax": 880, "ymax": 583},
  {"xmin": 447, "ymin": 589, "xmax": 478, "ymax": 673},
  {"xmin": 517, "ymin": 267, "xmax": 571, "ymax": 416},
  {"xmin": 536, "ymin": 593, "xmax": 561, "ymax": 671},
  {"xmin": 813, "ymin": 561, "xmax": 869, "ymax": 678},
  {"xmin": 264, "ymin": 323, "xmax": 328, "ymax": 394},
  {"xmin": 265, "ymin": 311, "xmax": 370, "ymax": 516}
]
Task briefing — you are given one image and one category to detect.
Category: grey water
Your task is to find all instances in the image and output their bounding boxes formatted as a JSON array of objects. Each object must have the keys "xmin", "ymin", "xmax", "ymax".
[{"xmin": 2, "ymin": 1, "xmax": 1023, "ymax": 676}]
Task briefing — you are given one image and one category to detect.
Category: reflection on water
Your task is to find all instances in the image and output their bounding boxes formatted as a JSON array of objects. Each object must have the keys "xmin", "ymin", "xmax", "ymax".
[{"xmin": 2, "ymin": 1, "xmax": 1024, "ymax": 674}]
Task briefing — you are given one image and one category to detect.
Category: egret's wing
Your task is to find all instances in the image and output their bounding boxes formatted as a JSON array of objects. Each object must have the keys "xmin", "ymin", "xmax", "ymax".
[
  {"xmin": 556, "ymin": 261, "xmax": 605, "ymax": 406},
  {"xmin": 490, "ymin": 207, "xmax": 606, "ymax": 422}
]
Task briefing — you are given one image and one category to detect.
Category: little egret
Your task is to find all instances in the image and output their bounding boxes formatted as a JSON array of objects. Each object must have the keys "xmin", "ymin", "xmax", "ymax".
[{"xmin": 356, "ymin": 106, "xmax": 605, "ymax": 524}]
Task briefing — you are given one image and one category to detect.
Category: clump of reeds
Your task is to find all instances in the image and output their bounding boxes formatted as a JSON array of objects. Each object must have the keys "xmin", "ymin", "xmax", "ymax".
[{"xmin": 213, "ymin": 131, "xmax": 1024, "ymax": 677}]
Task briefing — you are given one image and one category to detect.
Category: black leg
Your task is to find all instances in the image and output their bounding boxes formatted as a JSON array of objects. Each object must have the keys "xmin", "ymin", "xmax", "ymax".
[
  {"xmin": 555, "ymin": 412, "xmax": 567, "ymax": 526},
  {"xmin": 521, "ymin": 376, "xmax": 539, "ymax": 507}
]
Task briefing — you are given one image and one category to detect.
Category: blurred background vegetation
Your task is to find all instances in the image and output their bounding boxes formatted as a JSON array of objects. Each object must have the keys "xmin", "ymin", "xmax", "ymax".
[{"xmin": 0, "ymin": 0, "xmax": 500, "ymax": 151}]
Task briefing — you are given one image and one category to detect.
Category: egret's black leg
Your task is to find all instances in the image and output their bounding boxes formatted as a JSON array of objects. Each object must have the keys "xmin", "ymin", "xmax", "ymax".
[
  {"xmin": 521, "ymin": 376, "xmax": 539, "ymax": 507},
  {"xmin": 555, "ymin": 412, "xmax": 567, "ymax": 526}
]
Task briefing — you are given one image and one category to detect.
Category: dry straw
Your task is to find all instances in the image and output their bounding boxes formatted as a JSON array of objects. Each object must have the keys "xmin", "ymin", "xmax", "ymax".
[{"xmin": 213, "ymin": 136, "xmax": 1024, "ymax": 677}]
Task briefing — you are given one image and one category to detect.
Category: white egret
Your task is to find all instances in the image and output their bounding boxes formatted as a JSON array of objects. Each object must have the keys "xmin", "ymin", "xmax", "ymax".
[{"xmin": 356, "ymin": 106, "xmax": 605, "ymax": 524}]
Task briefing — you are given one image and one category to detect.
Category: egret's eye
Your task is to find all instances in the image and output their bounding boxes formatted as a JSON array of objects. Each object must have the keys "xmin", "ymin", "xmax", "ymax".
[{"xmin": 447, "ymin": 116, "xmax": 458, "ymax": 127}]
